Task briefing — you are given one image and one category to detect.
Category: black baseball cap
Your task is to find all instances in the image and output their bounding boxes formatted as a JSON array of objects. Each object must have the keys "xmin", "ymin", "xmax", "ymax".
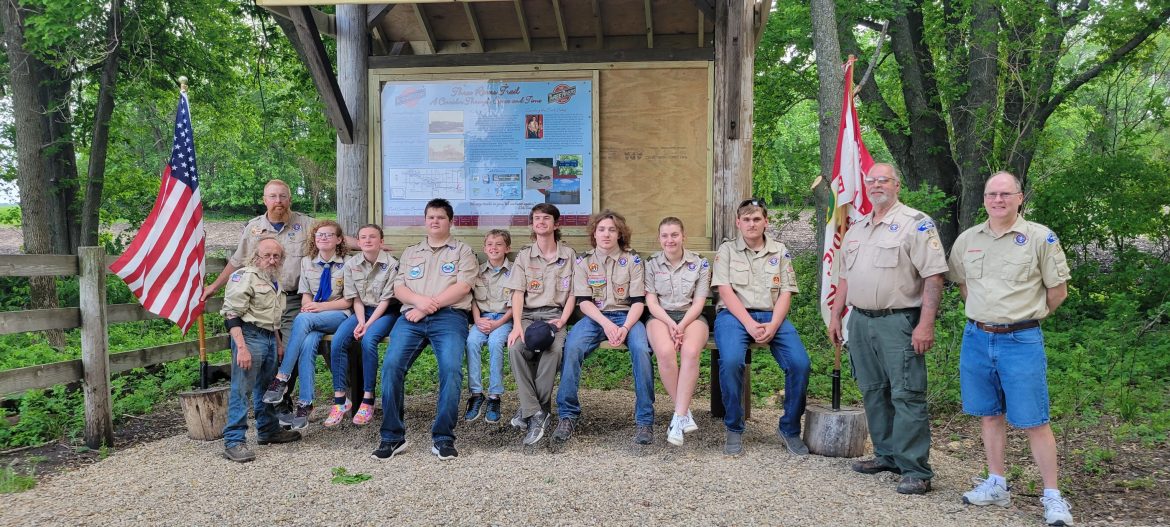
[{"xmin": 524, "ymin": 320, "xmax": 556, "ymax": 353}]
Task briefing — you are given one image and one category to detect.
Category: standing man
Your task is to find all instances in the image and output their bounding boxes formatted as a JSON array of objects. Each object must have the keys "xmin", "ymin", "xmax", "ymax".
[
  {"xmin": 220, "ymin": 238, "xmax": 302, "ymax": 462},
  {"xmin": 948, "ymin": 171, "xmax": 1074, "ymax": 526},
  {"xmin": 711, "ymin": 199, "xmax": 811, "ymax": 456},
  {"xmin": 828, "ymin": 163, "xmax": 947, "ymax": 495},
  {"xmin": 375, "ymin": 198, "xmax": 478, "ymax": 461}
]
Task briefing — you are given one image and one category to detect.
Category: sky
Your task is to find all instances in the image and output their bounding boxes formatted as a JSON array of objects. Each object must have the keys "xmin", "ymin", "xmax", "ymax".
[{"xmin": 0, "ymin": 95, "xmax": 20, "ymax": 205}]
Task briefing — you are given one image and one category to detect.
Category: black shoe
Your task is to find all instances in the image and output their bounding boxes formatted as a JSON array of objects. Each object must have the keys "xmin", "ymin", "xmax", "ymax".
[
  {"xmin": 290, "ymin": 402, "xmax": 313, "ymax": 430},
  {"xmin": 432, "ymin": 440, "xmax": 459, "ymax": 460},
  {"xmin": 633, "ymin": 424, "xmax": 653, "ymax": 445},
  {"xmin": 897, "ymin": 476, "xmax": 932, "ymax": 495},
  {"xmin": 552, "ymin": 417, "xmax": 577, "ymax": 442},
  {"xmin": 484, "ymin": 397, "xmax": 502, "ymax": 423},
  {"xmin": 257, "ymin": 428, "xmax": 301, "ymax": 445},
  {"xmin": 851, "ymin": 458, "xmax": 903, "ymax": 475},
  {"xmin": 523, "ymin": 411, "xmax": 550, "ymax": 446},
  {"xmin": 463, "ymin": 394, "xmax": 485, "ymax": 421},
  {"xmin": 274, "ymin": 401, "xmax": 295, "ymax": 427},
  {"xmin": 371, "ymin": 439, "xmax": 409, "ymax": 460}
]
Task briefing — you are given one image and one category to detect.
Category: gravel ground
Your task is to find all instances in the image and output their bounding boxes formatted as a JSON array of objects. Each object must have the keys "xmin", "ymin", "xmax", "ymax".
[{"xmin": 0, "ymin": 389, "xmax": 1036, "ymax": 527}]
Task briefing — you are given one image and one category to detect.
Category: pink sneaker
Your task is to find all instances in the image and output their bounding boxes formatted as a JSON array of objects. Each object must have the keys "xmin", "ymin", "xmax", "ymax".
[
  {"xmin": 352, "ymin": 402, "xmax": 375, "ymax": 426},
  {"xmin": 323, "ymin": 400, "xmax": 352, "ymax": 428}
]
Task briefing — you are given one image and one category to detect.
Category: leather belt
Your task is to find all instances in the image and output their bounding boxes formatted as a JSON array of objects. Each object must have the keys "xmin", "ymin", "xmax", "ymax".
[
  {"xmin": 853, "ymin": 307, "xmax": 920, "ymax": 318},
  {"xmin": 971, "ymin": 319, "xmax": 1040, "ymax": 334}
]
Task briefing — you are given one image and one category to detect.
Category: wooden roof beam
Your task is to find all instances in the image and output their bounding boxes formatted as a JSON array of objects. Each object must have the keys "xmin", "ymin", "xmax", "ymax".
[
  {"xmin": 413, "ymin": 4, "xmax": 437, "ymax": 54},
  {"xmin": 592, "ymin": 0, "xmax": 603, "ymax": 49},
  {"xmin": 551, "ymin": 0, "xmax": 568, "ymax": 51},
  {"xmin": 367, "ymin": 4, "xmax": 396, "ymax": 28},
  {"xmin": 464, "ymin": 3, "xmax": 484, "ymax": 52},
  {"xmin": 264, "ymin": 5, "xmax": 335, "ymax": 37},
  {"xmin": 513, "ymin": 0, "xmax": 531, "ymax": 52},
  {"xmin": 644, "ymin": 0, "xmax": 654, "ymax": 48},
  {"xmin": 690, "ymin": 0, "xmax": 715, "ymax": 20},
  {"xmin": 698, "ymin": 10, "xmax": 704, "ymax": 47},
  {"xmin": 287, "ymin": 7, "xmax": 353, "ymax": 144}
]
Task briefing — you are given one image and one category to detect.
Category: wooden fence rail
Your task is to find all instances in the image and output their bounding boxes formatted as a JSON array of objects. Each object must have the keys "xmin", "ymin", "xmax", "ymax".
[{"xmin": 0, "ymin": 251, "xmax": 230, "ymax": 448}]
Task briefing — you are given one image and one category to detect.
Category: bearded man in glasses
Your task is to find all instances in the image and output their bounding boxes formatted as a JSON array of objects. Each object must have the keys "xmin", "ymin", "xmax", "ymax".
[
  {"xmin": 947, "ymin": 171, "xmax": 1074, "ymax": 527},
  {"xmin": 828, "ymin": 162, "xmax": 948, "ymax": 495}
]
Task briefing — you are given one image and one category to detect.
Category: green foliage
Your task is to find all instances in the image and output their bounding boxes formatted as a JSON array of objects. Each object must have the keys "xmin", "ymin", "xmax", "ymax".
[
  {"xmin": 899, "ymin": 183, "xmax": 957, "ymax": 226},
  {"xmin": 330, "ymin": 467, "xmax": 371, "ymax": 485},
  {"xmin": 0, "ymin": 205, "xmax": 20, "ymax": 226},
  {"xmin": 0, "ymin": 461, "xmax": 38, "ymax": 494}
]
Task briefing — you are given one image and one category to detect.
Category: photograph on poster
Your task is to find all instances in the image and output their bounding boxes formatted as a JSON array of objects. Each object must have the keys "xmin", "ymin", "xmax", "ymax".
[
  {"xmin": 429, "ymin": 110, "xmax": 465, "ymax": 134},
  {"xmin": 525, "ymin": 114, "xmax": 543, "ymax": 139}
]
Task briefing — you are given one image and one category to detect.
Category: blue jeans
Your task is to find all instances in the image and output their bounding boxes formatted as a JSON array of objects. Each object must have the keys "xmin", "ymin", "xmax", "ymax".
[
  {"xmin": 276, "ymin": 310, "xmax": 348, "ymax": 405},
  {"xmin": 557, "ymin": 311, "xmax": 655, "ymax": 425},
  {"xmin": 223, "ymin": 324, "xmax": 282, "ymax": 447},
  {"xmin": 960, "ymin": 321, "xmax": 1050, "ymax": 428},
  {"xmin": 330, "ymin": 306, "xmax": 398, "ymax": 395},
  {"xmin": 379, "ymin": 308, "xmax": 470, "ymax": 443},
  {"xmin": 466, "ymin": 312, "xmax": 512, "ymax": 396},
  {"xmin": 713, "ymin": 310, "xmax": 810, "ymax": 436}
]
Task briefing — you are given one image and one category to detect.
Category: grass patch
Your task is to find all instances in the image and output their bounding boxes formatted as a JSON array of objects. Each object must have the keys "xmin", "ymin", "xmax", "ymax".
[{"xmin": 0, "ymin": 460, "xmax": 38, "ymax": 494}]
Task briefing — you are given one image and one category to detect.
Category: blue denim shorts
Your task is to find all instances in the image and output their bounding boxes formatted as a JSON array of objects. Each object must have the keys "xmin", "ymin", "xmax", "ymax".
[{"xmin": 959, "ymin": 321, "xmax": 1050, "ymax": 428}]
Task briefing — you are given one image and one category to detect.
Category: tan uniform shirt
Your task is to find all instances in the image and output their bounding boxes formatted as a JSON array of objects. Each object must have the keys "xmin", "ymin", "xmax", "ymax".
[
  {"xmin": 228, "ymin": 211, "xmax": 314, "ymax": 291},
  {"xmin": 947, "ymin": 216, "xmax": 1071, "ymax": 324},
  {"xmin": 645, "ymin": 249, "xmax": 711, "ymax": 311},
  {"xmin": 503, "ymin": 242, "xmax": 576, "ymax": 310},
  {"xmin": 712, "ymin": 235, "xmax": 798, "ymax": 311},
  {"xmin": 840, "ymin": 202, "xmax": 949, "ymax": 310},
  {"xmin": 343, "ymin": 251, "xmax": 399, "ymax": 307},
  {"xmin": 395, "ymin": 237, "xmax": 478, "ymax": 312},
  {"xmin": 298, "ymin": 254, "xmax": 347, "ymax": 301},
  {"xmin": 572, "ymin": 248, "xmax": 646, "ymax": 312},
  {"xmin": 220, "ymin": 266, "xmax": 286, "ymax": 332},
  {"xmin": 473, "ymin": 259, "xmax": 514, "ymax": 314}
]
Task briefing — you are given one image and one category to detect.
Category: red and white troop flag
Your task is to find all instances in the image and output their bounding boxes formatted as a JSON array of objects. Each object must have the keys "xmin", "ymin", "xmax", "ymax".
[
  {"xmin": 820, "ymin": 59, "xmax": 874, "ymax": 328},
  {"xmin": 110, "ymin": 93, "xmax": 205, "ymax": 334}
]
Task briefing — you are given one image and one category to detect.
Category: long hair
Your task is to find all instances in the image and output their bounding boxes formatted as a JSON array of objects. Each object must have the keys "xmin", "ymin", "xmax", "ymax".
[
  {"xmin": 305, "ymin": 220, "xmax": 348, "ymax": 259},
  {"xmin": 587, "ymin": 209, "xmax": 632, "ymax": 251}
]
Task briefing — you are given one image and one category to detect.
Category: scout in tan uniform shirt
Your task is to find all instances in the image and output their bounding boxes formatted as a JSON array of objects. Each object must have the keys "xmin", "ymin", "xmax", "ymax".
[
  {"xmin": 220, "ymin": 238, "xmax": 300, "ymax": 462},
  {"xmin": 504, "ymin": 203, "xmax": 577, "ymax": 446},
  {"xmin": 554, "ymin": 209, "xmax": 656, "ymax": 447},
  {"xmin": 711, "ymin": 199, "xmax": 810, "ymax": 456},
  {"xmin": 325, "ymin": 224, "xmax": 401, "ymax": 428},
  {"xmin": 827, "ymin": 163, "xmax": 947, "ymax": 495},
  {"xmin": 377, "ymin": 199, "xmax": 477, "ymax": 461},
  {"xmin": 947, "ymin": 172, "xmax": 1075, "ymax": 526},
  {"xmin": 463, "ymin": 230, "xmax": 515, "ymax": 424},
  {"xmin": 644, "ymin": 217, "xmax": 711, "ymax": 447}
]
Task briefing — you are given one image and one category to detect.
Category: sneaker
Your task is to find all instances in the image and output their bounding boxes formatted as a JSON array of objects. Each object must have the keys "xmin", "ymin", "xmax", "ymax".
[
  {"xmin": 851, "ymin": 458, "xmax": 902, "ymax": 475},
  {"xmin": 510, "ymin": 408, "xmax": 529, "ymax": 431},
  {"xmin": 484, "ymin": 397, "xmax": 502, "ymax": 423},
  {"xmin": 290, "ymin": 402, "xmax": 313, "ymax": 430},
  {"xmin": 223, "ymin": 444, "xmax": 255, "ymax": 463},
  {"xmin": 261, "ymin": 378, "xmax": 288, "ymax": 404},
  {"xmin": 552, "ymin": 417, "xmax": 577, "ymax": 442},
  {"xmin": 681, "ymin": 410, "xmax": 698, "ymax": 434},
  {"xmin": 432, "ymin": 440, "xmax": 459, "ymax": 460},
  {"xmin": 371, "ymin": 439, "xmax": 409, "ymax": 460},
  {"xmin": 723, "ymin": 430, "xmax": 743, "ymax": 456},
  {"xmin": 781, "ymin": 433, "xmax": 809, "ymax": 456},
  {"xmin": 962, "ymin": 477, "xmax": 1011, "ymax": 507},
  {"xmin": 275, "ymin": 401, "xmax": 295, "ymax": 427},
  {"xmin": 897, "ymin": 476, "xmax": 932, "ymax": 495},
  {"xmin": 667, "ymin": 416, "xmax": 684, "ymax": 446},
  {"xmin": 323, "ymin": 400, "xmax": 352, "ymax": 428},
  {"xmin": 352, "ymin": 402, "xmax": 376, "ymax": 426},
  {"xmin": 1041, "ymin": 495, "xmax": 1074, "ymax": 526},
  {"xmin": 633, "ymin": 424, "xmax": 653, "ymax": 445},
  {"xmin": 464, "ymin": 394, "xmax": 485, "ymax": 421},
  {"xmin": 257, "ymin": 428, "xmax": 301, "ymax": 445},
  {"xmin": 523, "ymin": 411, "xmax": 550, "ymax": 446}
]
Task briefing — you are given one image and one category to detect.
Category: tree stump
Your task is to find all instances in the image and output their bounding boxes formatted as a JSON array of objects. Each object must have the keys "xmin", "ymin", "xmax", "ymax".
[
  {"xmin": 179, "ymin": 386, "xmax": 230, "ymax": 441},
  {"xmin": 802, "ymin": 403, "xmax": 868, "ymax": 458}
]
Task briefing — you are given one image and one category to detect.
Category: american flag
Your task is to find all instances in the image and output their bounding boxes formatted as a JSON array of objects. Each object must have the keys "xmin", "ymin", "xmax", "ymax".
[{"xmin": 110, "ymin": 93, "xmax": 205, "ymax": 333}]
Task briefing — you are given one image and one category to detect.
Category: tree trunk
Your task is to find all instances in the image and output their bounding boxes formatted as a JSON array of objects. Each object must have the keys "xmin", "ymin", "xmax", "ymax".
[
  {"xmin": 44, "ymin": 63, "xmax": 79, "ymax": 254},
  {"xmin": 951, "ymin": 0, "xmax": 998, "ymax": 229},
  {"xmin": 809, "ymin": 0, "xmax": 844, "ymax": 262},
  {"xmin": 80, "ymin": 0, "xmax": 124, "ymax": 248}
]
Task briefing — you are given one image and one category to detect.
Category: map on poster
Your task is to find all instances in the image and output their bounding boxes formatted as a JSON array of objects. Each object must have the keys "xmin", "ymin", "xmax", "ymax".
[{"xmin": 381, "ymin": 78, "xmax": 594, "ymax": 227}]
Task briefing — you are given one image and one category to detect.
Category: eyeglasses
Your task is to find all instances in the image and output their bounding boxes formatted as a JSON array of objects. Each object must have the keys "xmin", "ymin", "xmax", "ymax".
[
  {"xmin": 265, "ymin": 193, "xmax": 290, "ymax": 201},
  {"xmin": 983, "ymin": 192, "xmax": 1021, "ymax": 200},
  {"xmin": 314, "ymin": 232, "xmax": 336, "ymax": 239},
  {"xmin": 863, "ymin": 176, "xmax": 896, "ymax": 185},
  {"xmin": 739, "ymin": 198, "xmax": 766, "ymax": 208},
  {"xmin": 257, "ymin": 253, "xmax": 283, "ymax": 261}
]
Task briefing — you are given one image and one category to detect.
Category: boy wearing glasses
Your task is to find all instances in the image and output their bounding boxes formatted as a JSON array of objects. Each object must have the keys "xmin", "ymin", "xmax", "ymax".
[
  {"xmin": 711, "ymin": 199, "xmax": 811, "ymax": 456},
  {"xmin": 948, "ymin": 172, "xmax": 1074, "ymax": 526}
]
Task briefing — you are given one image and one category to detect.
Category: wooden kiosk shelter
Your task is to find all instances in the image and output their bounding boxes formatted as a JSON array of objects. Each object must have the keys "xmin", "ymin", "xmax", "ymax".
[{"xmin": 260, "ymin": 0, "xmax": 771, "ymax": 251}]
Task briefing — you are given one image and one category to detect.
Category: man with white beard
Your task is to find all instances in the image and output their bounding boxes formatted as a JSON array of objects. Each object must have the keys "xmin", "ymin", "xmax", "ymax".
[{"xmin": 220, "ymin": 238, "xmax": 302, "ymax": 462}]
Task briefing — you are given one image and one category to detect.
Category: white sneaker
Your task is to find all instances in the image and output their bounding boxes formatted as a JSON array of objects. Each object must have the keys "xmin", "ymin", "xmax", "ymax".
[
  {"xmin": 681, "ymin": 410, "xmax": 698, "ymax": 433},
  {"xmin": 962, "ymin": 477, "xmax": 1011, "ymax": 507},
  {"xmin": 1041, "ymin": 495, "xmax": 1074, "ymax": 526},
  {"xmin": 666, "ymin": 415, "xmax": 684, "ymax": 446}
]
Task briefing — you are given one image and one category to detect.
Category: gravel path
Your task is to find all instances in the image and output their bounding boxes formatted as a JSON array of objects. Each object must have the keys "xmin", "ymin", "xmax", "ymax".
[{"xmin": 1, "ymin": 389, "xmax": 1035, "ymax": 526}]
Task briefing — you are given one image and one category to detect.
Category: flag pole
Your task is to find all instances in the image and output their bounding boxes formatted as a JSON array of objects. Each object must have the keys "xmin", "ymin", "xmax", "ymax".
[{"xmin": 178, "ymin": 74, "xmax": 210, "ymax": 390}]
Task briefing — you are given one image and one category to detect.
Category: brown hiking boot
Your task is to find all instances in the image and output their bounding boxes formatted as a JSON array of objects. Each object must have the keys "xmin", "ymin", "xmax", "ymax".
[
  {"xmin": 896, "ymin": 476, "xmax": 932, "ymax": 495},
  {"xmin": 851, "ymin": 458, "xmax": 902, "ymax": 475}
]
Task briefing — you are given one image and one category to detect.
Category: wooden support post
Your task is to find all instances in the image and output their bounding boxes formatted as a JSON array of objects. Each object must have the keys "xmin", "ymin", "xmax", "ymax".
[
  {"xmin": 336, "ymin": 5, "xmax": 369, "ymax": 233},
  {"xmin": 79, "ymin": 246, "xmax": 114, "ymax": 449},
  {"xmin": 712, "ymin": 0, "xmax": 756, "ymax": 246}
]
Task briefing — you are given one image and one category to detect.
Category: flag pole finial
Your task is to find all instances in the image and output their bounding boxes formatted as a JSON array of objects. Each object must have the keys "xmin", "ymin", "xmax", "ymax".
[{"xmin": 178, "ymin": 76, "xmax": 188, "ymax": 94}]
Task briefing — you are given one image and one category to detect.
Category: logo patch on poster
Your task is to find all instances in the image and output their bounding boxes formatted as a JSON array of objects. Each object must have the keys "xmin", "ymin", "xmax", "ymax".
[
  {"xmin": 395, "ymin": 86, "xmax": 426, "ymax": 106},
  {"xmin": 547, "ymin": 84, "xmax": 577, "ymax": 104}
]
